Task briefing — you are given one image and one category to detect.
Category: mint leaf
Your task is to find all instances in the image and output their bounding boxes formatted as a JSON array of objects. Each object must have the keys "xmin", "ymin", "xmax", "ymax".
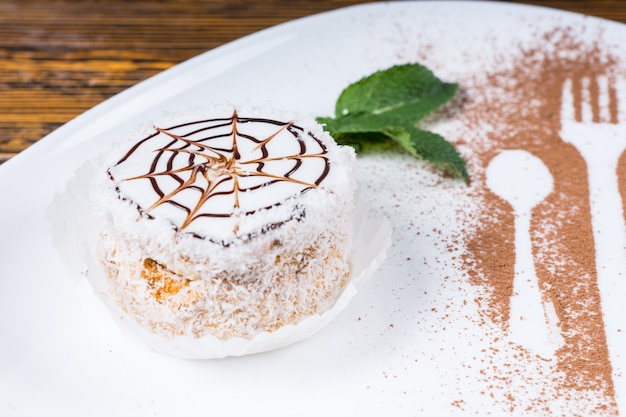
[
  {"xmin": 317, "ymin": 63, "xmax": 468, "ymax": 184},
  {"xmin": 399, "ymin": 126, "xmax": 468, "ymax": 182},
  {"xmin": 334, "ymin": 63, "xmax": 458, "ymax": 120}
]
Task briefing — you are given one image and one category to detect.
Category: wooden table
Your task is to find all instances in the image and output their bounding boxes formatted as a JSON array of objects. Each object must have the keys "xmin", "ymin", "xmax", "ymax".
[{"xmin": 2, "ymin": 0, "xmax": 626, "ymax": 164}]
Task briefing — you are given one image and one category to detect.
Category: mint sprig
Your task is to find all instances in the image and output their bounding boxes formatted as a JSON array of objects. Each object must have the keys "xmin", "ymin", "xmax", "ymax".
[{"xmin": 317, "ymin": 63, "xmax": 468, "ymax": 184}]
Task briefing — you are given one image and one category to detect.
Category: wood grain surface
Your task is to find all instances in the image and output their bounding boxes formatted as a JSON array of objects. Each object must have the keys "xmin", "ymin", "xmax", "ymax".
[{"xmin": 2, "ymin": 0, "xmax": 626, "ymax": 163}]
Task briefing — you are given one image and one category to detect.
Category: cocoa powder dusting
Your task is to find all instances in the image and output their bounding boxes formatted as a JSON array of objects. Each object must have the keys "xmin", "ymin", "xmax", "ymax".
[
  {"xmin": 620, "ymin": 151, "xmax": 626, "ymax": 227},
  {"xmin": 453, "ymin": 26, "xmax": 623, "ymax": 413}
]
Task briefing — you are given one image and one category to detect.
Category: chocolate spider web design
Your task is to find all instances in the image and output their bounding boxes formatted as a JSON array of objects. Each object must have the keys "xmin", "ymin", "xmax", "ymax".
[{"xmin": 111, "ymin": 111, "xmax": 330, "ymax": 231}]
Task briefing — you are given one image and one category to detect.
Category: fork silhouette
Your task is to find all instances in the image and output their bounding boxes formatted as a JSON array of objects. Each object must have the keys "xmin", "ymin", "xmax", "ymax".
[{"xmin": 561, "ymin": 76, "xmax": 626, "ymax": 411}]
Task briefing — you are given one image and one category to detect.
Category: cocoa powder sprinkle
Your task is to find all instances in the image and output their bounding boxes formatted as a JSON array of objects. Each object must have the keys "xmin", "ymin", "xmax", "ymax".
[{"xmin": 452, "ymin": 26, "xmax": 622, "ymax": 413}]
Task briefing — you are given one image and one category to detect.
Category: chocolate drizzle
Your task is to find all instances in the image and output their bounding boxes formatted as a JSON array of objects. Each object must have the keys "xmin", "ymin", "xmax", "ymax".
[{"xmin": 108, "ymin": 110, "xmax": 331, "ymax": 242}]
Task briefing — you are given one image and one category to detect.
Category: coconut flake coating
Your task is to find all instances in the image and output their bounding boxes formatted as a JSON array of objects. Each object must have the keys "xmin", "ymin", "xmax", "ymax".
[{"xmin": 93, "ymin": 104, "xmax": 356, "ymax": 340}]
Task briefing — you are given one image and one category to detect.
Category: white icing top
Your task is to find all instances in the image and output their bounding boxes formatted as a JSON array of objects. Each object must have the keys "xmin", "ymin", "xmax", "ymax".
[{"xmin": 107, "ymin": 108, "xmax": 334, "ymax": 241}]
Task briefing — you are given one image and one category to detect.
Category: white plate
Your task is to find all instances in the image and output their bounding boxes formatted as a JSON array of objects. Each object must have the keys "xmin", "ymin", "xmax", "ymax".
[{"xmin": 2, "ymin": 1, "xmax": 625, "ymax": 416}]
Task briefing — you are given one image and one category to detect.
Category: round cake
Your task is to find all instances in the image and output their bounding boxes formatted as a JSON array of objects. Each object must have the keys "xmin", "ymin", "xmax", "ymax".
[{"xmin": 92, "ymin": 104, "xmax": 356, "ymax": 342}]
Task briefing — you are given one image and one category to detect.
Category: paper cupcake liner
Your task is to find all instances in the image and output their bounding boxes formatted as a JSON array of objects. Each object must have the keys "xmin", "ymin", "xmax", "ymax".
[{"xmin": 48, "ymin": 160, "xmax": 392, "ymax": 359}]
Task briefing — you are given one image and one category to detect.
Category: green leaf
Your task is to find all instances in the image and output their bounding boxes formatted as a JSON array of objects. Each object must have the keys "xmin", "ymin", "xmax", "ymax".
[
  {"xmin": 321, "ymin": 130, "xmax": 393, "ymax": 153},
  {"xmin": 317, "ymin": 63, "xmax": 468, "ymax": 184},
  {"xmin": 322, "ymin": 122, "xmax": 468, "ymax": 183},
  {"xmin": 396, "ymin": 126, "xmax": 468, "ymax": 183},
  {"xmin": 334, "ymin": 63, "xmax": 458, "ymax": 122}
]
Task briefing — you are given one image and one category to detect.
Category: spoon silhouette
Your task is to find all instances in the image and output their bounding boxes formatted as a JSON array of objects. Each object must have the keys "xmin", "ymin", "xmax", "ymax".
[{"xmin": 486, "ymin": 150, "xmax": 564, "ymax": 359}]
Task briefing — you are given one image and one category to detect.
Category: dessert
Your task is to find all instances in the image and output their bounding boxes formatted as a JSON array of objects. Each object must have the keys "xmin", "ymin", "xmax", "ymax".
[{"xmin": 92, "ymin": 104, "xmax": 357, "ymax": 343}]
